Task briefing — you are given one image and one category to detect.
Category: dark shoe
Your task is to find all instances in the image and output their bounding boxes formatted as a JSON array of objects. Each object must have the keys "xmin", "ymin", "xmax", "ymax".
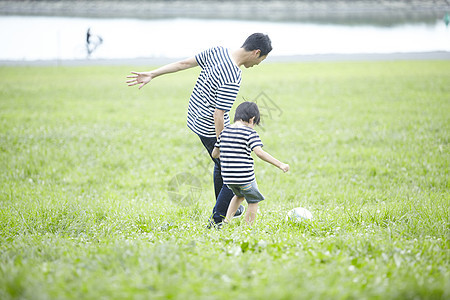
[
  {"xmin": 206, "ymin": 220, "xmax": 214, "ymax": 229},
  {"xmin": 206, "ymin": 218, "xmax": 222, "ymax": 229},
  {"xmin": 206, "ymin": 221, "xmax": 224, "ymax": 230},
  {"xmin": 233, "ymin": 205, "xmax": 245, "ymax": 219}
]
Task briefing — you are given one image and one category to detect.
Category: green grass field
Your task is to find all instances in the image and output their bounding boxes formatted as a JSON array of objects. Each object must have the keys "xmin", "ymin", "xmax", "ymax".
[{"xmin": 0, "ymin": 61, "xmax": 449, "ymax": 299}]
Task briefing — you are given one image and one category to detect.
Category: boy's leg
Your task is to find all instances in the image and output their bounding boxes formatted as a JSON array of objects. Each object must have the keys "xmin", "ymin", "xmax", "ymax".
[
  {"xmin": 245, "ymin": 203, "xmax": 259, "ymax": 226},
  {"xmin": 225, "ymin": 195, "xmax": 244, "ymax": 223}
]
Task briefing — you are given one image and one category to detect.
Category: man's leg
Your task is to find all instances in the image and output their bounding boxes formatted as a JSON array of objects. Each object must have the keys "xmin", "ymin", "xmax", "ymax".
[
  {"xmin": 212, "ymin": 160, "xmax": 223, "ymax": 199},
  {"xmin": 212, "ymin": 178, "xmax": 235, "ymax": 223},
  {"xmin": 197, "ymin": 134, "xmax": 242, "ymax": 224}
]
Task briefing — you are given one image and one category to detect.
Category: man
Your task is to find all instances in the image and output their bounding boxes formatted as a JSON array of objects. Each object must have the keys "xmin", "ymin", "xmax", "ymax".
[{"xmin": 127, "ymin": 33, "xmax": 272, "ymax": 226}]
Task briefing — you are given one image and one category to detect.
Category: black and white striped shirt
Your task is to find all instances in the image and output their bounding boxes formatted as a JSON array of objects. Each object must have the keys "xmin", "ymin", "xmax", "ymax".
[
  {"xmin": 187, "ymin": 47, "xmax": 242, "ymax": 137},
  {"xmin": 215, "ymin": 125, "xmax": 264, "ymax": 184}
]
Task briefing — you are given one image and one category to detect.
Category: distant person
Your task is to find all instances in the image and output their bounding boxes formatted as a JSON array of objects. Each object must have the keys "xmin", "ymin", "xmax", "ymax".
[
  {"xmin": 86, "ymin": 27, "xmax": 103, "ymax": 57},
  {"xmin": 212, "ymin": 101, "xmax": 289, "ymax": 226},
  {"xmin": 127, "ymin": 33, "xmax": 272, "ymax": 227}
]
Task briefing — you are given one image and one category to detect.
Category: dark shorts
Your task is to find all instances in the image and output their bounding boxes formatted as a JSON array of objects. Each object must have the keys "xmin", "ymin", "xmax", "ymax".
[{"xmin": 227, "ymin": 181, "xmax": 265, "ymax": 204}]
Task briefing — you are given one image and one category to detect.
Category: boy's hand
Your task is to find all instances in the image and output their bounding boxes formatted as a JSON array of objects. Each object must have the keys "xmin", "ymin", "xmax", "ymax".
[{"xmin": 280, "ymin": 163, "xmax": 290, "ymax": 173}]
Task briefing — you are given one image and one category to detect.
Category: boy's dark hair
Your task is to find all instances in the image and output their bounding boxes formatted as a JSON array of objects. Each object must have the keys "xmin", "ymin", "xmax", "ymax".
[
  {"xmin": 242, "ymin": 33, "xmax": 272, "ymax": 57},
  {"xmin": 234, "ymin": 101, "xmax": 261, "ymax": 125}
]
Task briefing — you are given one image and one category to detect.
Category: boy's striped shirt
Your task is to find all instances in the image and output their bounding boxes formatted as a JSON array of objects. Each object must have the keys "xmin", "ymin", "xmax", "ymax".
[
  {"xmin": 215, "ymin": 125, "xmax": 263, "ymax": 184},
  {"xmin": 187, "ymin": 46, "xmax": 242, "ymax": 137}
]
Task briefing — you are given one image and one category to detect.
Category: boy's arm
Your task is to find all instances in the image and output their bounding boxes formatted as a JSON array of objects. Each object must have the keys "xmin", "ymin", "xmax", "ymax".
[
  {"xmin": 127, "ymin": 56, "xmax": 198, "ymax": 89},
  {"xmin": 212, "ymin": 147, "xmax": 220, "ymax": 159},
  {"xmin": 212, "ymin": 133, "xmax": 221, "ymax": 159},
  {"xmin": 253, "ymin": 146, "xmax": 289, "ymax": 172}
]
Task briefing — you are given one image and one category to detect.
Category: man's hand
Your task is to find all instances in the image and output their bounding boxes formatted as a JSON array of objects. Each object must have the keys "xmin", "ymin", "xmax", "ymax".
[
  {"xmin": 212, "ymin": 147, "xmax": 220, "ymax": 159},
  {"xmin": 126, "ymin": 72, "xmax": 153, "ymax": 89},
  {"xmin": 126, "ymin": 57, "xmax": 198, "ymax": 90}
]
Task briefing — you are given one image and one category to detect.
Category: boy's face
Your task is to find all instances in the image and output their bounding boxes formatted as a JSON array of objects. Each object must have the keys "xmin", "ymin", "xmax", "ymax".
[{"xmin": 244, "ymin": 50, "xmax": 267, "ymax": 68}]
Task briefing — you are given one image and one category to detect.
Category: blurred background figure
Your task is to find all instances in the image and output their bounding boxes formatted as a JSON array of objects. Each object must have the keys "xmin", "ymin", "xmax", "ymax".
[{"xmin": 86, "ymin": 27, "xmax": 103, "ymax": 58}]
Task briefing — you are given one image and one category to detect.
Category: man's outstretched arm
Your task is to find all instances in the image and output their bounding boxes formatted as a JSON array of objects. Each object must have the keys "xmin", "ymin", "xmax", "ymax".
[{"xmin": 126, "ymin": 56, "xmax": 198, "ymax": 89}]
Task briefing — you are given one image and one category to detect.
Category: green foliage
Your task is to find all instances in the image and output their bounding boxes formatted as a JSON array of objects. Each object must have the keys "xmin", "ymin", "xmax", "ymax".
[{"xmin": 0, "ymin": 61, "xmax": 449, "ymax": 299}]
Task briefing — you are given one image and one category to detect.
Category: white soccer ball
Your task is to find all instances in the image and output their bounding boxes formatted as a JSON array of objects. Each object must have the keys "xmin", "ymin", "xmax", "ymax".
[{"xmin": 285, "ymin": 207, "xmax": 313, "ymax": 222}]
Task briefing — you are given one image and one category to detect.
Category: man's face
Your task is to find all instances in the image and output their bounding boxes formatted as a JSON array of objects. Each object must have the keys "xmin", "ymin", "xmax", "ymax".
[{"xmin": 244, "ymin": 51, "xmax": 267, "ymax": 68}]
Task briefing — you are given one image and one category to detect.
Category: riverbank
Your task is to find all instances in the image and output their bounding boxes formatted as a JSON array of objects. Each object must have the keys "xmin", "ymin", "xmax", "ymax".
[
  {"xmin": 1, "ymin": 52, "xmax": 449, "ymax": 67},
  {"xmin": 0, "ymin": 0, "xmax": 449, "ymax": 25}
]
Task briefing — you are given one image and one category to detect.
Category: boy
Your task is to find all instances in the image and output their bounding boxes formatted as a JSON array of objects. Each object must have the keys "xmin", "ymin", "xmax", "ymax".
[{"xmin": 212, "ymin": 102, "xmax": 289, "ymax": 226}]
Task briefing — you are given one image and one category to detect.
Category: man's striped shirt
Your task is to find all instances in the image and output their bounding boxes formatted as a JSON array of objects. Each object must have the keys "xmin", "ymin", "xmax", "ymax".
[
  {"xmin": 215, "ymin": 125, "xmax": 264, "ymax": 184},
  {"xmin": 187, "ymin": 46, "xmax": 242, "ymax": 137}
]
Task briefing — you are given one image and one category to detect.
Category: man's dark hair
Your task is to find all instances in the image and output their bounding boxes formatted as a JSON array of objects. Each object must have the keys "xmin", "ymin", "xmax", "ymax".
[
  {"xmin": 234, "ymin": 101, "xmax": 261, "ymax": 125},
  {"xmin": 242, "ymin": 33, "xmax": 272, "ymax": 57}
]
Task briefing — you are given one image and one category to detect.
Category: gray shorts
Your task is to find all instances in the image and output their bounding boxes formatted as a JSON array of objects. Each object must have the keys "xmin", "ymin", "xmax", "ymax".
[{"xmin": 227, "ymin": 181, "xmax": 265, "ymax": 204}]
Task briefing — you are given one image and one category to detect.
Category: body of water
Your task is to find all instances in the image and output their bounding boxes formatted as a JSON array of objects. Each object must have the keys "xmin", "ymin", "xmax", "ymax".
[{"xmin": 0, "ymin": 16, "xmax": 449, "ymax": 61}]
